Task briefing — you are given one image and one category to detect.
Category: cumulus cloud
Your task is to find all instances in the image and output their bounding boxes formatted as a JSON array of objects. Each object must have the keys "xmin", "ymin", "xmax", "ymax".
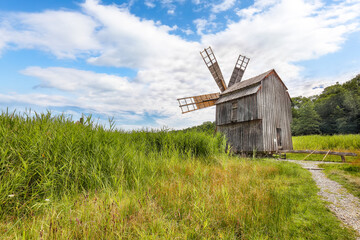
[
  {"xmin": 82, "ymin": 0, "xmax": 196, "ymax": 70},
  {"xmin": 0, "ymin": 0, "xmax": 360, "ymax": 129}
]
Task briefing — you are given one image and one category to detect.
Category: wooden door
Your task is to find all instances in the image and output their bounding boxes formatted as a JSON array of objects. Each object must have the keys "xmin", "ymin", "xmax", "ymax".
[{"xmin": 276, "ymin": 128, "xmax": 282, "ymax": 148}]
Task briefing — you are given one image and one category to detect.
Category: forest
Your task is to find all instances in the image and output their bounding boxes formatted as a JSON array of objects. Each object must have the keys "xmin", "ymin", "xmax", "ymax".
[{"xmin": 292, "ymin": 74, "xmax": 360, "ymax": 135}]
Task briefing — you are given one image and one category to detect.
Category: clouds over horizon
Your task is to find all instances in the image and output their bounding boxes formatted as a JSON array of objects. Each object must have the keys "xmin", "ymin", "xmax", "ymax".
[{"xmin": 0, "ymin": 0, "xmax": 360, "ymax": 129}]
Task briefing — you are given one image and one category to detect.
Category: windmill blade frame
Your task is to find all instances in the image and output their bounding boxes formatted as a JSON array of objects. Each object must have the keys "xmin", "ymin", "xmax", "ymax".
[
  {"xmin": 228, "ymin": 54, "xmax": 250, "ymax": 87},
  {"xmin": 200, "ymin": 47, "xmax": 227, "ymax": 92},
  {"xmin": 177, "ymin": 92, "xmax": 220, "ymax": 114}
]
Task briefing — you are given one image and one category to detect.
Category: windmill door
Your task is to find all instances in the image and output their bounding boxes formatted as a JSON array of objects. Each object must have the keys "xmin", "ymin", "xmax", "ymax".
[{"xmin": 276, "ymin": 128, "xmax": 282, "ymax": 149}]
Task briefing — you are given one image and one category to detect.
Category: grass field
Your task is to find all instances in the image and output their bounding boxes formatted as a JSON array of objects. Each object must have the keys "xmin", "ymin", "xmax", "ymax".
[
  {"xmin": 0, "ymin": 111, "xmax": 358, "ymax": 239},
  {"xmin": 289, "ymin": 135, "xmax": 360, "ymax": 162}
]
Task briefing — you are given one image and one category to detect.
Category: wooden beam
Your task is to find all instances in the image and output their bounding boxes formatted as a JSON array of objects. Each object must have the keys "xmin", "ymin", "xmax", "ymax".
[{"xmin": 279, "ymin": 150, "xmax": 357, "ymax": 156}]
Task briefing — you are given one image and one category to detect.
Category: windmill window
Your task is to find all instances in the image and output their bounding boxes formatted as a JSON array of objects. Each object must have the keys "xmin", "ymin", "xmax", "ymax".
[{"xmin": 231, "ymin": 101, "xmax": 238, "ymax": 122}]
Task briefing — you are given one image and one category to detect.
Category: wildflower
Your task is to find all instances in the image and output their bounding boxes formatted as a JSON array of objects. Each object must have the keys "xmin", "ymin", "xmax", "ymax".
[
  {"xmin": 45, "ymin": 199, "xmax": 50, "ymax": 202},
  {"xmin": 8, "ymin": 194, "xmax": 15, "ymax": 198}
]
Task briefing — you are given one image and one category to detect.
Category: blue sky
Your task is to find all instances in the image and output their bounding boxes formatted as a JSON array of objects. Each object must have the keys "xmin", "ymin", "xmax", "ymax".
[{"xmin": 0, "ymin": 0, "xmax": 359, "ymax": 129}]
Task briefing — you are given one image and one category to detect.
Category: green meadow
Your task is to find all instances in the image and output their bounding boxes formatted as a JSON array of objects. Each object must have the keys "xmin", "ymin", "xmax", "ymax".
[
  {"xmin": 289, "ymin": 135, "xmax": 360, "ymax": 162},
  {"xmin": 0, "ymin": 111, "xmax": 358, "ymax": 239}
]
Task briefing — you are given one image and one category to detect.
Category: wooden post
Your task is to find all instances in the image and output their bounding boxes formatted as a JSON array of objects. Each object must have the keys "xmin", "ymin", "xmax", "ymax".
[{"xmin": 341, "ymin": 155, "xmax": 346, "ymax": 163}]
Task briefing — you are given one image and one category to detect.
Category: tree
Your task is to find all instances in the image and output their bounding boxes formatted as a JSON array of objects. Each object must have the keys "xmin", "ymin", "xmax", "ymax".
[{"xmin": 292, "ymin": 101, "xmax": 321, "ymax": 135}]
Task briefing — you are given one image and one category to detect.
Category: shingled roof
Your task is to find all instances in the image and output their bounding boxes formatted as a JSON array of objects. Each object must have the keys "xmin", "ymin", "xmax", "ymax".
[{"xmin": 221, "ymin": 69, "xmax": 286, "ymax": 96}]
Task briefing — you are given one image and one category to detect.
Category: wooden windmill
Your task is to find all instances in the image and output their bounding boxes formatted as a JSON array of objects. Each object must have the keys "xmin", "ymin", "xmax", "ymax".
[
  {"xmin": 177, "ymin": 47, "xmax": 293, "ymax": 153},
  {"xmin": 177, "ymin": 46, "xmax": 250, "ymax": 114}
]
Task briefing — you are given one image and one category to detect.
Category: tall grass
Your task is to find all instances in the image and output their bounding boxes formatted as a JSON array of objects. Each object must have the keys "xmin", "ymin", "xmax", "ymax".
[
  {"xmin": 0, "ymin": 110, "xmax": 225, "ymax": 217},
  {"xmin": 0, "ymin": 111, "xmax": 357, "ymax": 239},
  {"xmin": 1, "ymin": 159, "xmax": 356, "ymax": 239}
]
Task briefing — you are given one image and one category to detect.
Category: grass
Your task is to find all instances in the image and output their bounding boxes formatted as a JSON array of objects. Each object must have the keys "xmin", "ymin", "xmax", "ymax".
[
  {"xmin": 319, "ymin": 163, "xmax": 360, "ymax": 199},
  {"xmin": 0, "ymin": 111, "xmax": 358, "ymax": 239},
  {"xmin": 289, "ymin": 135, "xmax": 360, "ymax": 162}
]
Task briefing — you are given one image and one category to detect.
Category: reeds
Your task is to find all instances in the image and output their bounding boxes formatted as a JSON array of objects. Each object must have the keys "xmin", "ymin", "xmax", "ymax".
[{"xmin": 0, "ymin": 110, "xmax": 225, "ymax": 217}]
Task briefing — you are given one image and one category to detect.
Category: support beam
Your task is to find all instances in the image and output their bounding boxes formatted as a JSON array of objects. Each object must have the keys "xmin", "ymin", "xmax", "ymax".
[
  {"xmin": 279, "ymin": 150, "xmax": 357, "ymax": 162},
  {"xmin": 278, "ymin": 150, "xmax": 357, "ymax": 156}
]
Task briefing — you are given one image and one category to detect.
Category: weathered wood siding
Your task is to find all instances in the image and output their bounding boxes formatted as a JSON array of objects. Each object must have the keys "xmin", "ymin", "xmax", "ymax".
[
  {"xmin": 217, "ymin": 120, "xmax": 263, "ymax": 152},
  {"xmin": 215, "ymin": 71, "xmax": 293, "ymax": 153},
  {"xmin": 257, "ymin": 74, "xmax": 293, "ymax": 151},
  {"xmin": 216, "ymin": 94, "xmax": 259, "ymax": 125},
  {"xmin": 216, "ymin": 94, "xmax": 263, "ymax": 152}
]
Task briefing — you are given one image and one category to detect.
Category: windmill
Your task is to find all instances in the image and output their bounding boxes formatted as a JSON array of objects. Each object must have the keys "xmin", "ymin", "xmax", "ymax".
[
  {"xmin": 177, "ymin": 46, "xmax": 250, "ymax": 114},
  {"xmin": 177, "ymin": 47, "xmax": 294, "ymax": 153}
]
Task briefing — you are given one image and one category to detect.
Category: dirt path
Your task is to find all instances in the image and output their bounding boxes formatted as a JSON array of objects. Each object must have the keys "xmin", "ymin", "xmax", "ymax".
[{"xmin": 285, "ymin": 160, "xmax": 360, "ymax": 237}]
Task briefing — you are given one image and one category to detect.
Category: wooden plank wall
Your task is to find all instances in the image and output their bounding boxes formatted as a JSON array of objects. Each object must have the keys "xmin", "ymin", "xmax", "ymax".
[
  {"xmin": 217, "ymin": 120, "xmax": 263, "ymax": 152},
  {"xmin": 216, "ymin": 94, "xmax": 262, "ymax": 152},
  {"xmin": 257, "ymin": 75, "xmax": 293, "ymax": 151},
  {"xmin": 216, "ymin": 94, "xmax": 259, "ymax": 125}
]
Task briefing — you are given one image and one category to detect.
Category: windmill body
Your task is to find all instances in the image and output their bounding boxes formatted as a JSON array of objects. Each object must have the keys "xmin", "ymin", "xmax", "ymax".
[{"xmin": 178, "ymin": 47, "xmax": 293, "ymax": 153}]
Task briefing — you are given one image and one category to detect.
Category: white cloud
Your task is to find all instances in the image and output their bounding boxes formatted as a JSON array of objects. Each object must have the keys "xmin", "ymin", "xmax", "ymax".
[
  {"xmin": 1, "ymin": 0, "xmax": 360, "ymax": 129},
  {"xmin": 193, "ymin": 14, "xmax": 218, "ymax": 35},
  {"xmin": 21, "ymin": 67, "xmax": 134, "ymax": 93},
  {"xmin": 211, "ymin": 0, "xmax": 237, "ymax": 13},
  {"xmin": 181, "ymin": 28, "xmax": 194, "ymax": 35},
  {"xmin": 211, "ymin": 0, "xmax": 236, "ymax": 13},
  {"xmin": 0, "ymin": 92, "xmax": 72, "ymax": 107},
  {"xmin": 144, "ymin": 0, "xmax": 156, "ymax": 8},
  {"xmin": 0, "ymin": 10, "xmax": 100, "ymax": 58},
  {"xmin": 202, "ymin": 0, "xmax": 360, "ymax": 96},
  {"xmin": 82, "ymin": 0, "xmax": 197, "ymax": 69},
  {"xmin": 193, "ymin": 18, "xmax": 208, "ymax": 35},
  {"xmin": 20, "ymin": 67, "xmax": 148, "ymax": 114}
]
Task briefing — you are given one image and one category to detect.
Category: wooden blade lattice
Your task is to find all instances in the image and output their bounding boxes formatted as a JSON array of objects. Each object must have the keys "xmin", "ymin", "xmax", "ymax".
[
  {"xmin": 228, "ymin": 55, "xmax": 250, "ymax": 87},
  {"xmin": 177, "ymin": 93, "xmax": 220, "ymax": 114},
  {"xmin": 200, "ymin": 47, "xmax": 227, "ymax": 92}
]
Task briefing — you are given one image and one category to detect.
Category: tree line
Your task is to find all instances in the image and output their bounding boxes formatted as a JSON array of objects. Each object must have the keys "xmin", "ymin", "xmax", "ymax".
[{"xmin": 291, "ymin": 74, "xmax": 360, "ymax": 135}]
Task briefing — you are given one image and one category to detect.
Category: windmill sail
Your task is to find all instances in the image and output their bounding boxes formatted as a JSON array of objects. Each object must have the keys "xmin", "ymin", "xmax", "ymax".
[
  {"xmin": 200, "ymin": 47, "xmax": 227, "ymax": 92},
  {"xmin": 177, "ymin": 93, "xmax": 220, "ymax": 114},
  {"xmin": 228, "ymin": 55, "xmax": 250, "ymax": 87}
]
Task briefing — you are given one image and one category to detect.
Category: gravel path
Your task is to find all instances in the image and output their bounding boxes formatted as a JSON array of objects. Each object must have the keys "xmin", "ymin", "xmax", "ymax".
[{"xmin": 285, "ymin": 160, "xmax": 360, "ymax": 237}]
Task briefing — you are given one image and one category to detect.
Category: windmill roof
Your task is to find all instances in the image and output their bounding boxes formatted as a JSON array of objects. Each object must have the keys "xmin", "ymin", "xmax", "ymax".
[
  {"xmin": 221, "ymin": 69, "xmax": 287, "ymax": 95},
  {"xmin": 216, "ymin": 83, "xmax": 261, "ymax": 104}
]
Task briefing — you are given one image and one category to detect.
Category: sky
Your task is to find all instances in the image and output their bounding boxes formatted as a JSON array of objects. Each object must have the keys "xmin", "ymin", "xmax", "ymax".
[{"xmin": 0, "ymin": 0, "xmax": 359, "ymax": 130}]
